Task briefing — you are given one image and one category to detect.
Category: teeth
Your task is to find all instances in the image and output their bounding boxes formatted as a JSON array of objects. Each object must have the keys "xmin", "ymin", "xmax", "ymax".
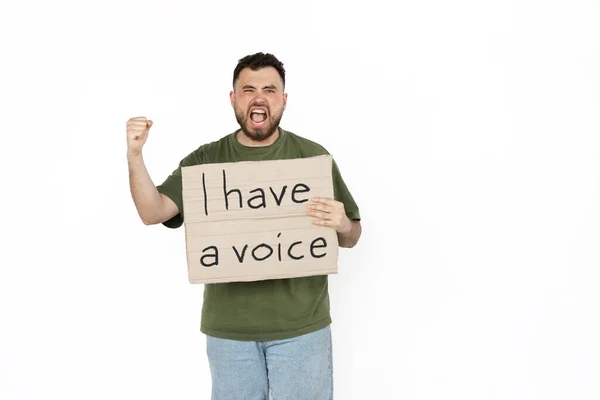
[{"xmin": 252, "ymin": 109, "xmax": 266, "ymax": 114}]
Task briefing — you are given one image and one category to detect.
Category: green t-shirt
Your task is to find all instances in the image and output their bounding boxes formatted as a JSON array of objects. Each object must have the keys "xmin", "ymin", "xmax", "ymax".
[{"xmin": 156, "ymin": 127, "xmax": 360, "ymax": 341}]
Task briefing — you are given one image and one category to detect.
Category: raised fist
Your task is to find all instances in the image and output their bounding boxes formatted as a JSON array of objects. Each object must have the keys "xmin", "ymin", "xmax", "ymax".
[{"xmin": 126, "ymin": 117, "xmax": 153, "ymax": 156}]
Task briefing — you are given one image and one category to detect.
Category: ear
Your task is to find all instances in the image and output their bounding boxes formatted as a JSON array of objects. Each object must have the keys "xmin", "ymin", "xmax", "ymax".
[
  {"xmin": 230, "ymin": 90, "xmax": 235, "ymax": 108},
  {"xmin": 283, "ymin": 92, "xmax": 288, "ymax": 110}
]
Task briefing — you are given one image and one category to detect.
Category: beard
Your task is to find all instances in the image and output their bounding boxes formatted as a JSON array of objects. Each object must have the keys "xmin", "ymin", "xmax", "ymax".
[{"xmin": 235, "ymin": 105, "xmax": 283, "ymax": 142}]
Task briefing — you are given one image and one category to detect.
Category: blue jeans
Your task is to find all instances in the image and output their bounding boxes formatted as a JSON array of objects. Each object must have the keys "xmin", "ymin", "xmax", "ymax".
[{"xmin": 206, "ymin": 325, "xmax": 333, "ymax": 400}]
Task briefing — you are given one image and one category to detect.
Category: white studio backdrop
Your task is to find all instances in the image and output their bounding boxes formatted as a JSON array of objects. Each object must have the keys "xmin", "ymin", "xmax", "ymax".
[{"xmin": 1, "ymin": 0, "xmax": 599, "ymax": 399}]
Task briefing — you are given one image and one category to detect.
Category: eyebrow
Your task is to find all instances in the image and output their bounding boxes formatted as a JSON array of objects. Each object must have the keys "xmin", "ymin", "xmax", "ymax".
[{"xmin": 241, "ymin": 84, "xmax": 278, "ymax": 91}]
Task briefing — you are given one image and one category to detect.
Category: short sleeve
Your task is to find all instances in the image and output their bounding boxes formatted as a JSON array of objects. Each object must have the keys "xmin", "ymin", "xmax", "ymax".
[
  {"xmin": 156, "ymin": 150, "xmax": 201, "ymax": 229},
  {"xmin": 332, "ymin": 158, "xmax": 360, "ymax": 221}
]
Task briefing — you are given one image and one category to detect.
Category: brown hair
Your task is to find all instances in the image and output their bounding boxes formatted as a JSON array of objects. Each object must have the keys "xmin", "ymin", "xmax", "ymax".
[{"xmin": 233, "ymin": 52, "xmax": 286, "ymax": 89}]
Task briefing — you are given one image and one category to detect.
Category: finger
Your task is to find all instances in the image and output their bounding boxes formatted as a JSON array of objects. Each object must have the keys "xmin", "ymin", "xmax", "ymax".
[
  {"xmin": 307, "ymin": 210, "xmax": 330, "ymax": 220},
  {"xmin": 307, "ymin": 203, "xmax": 331, "ymax": 213},
  {"xmin": 127, "ymin": 118, "xmax": 147, "ymax": 127},
  {"xmin": 147, "ymin": 120, "xmax": 153, "ymax": 128},
  {"xmin": 311, "ymin": 197, "xmax": 337, "ymax": 206},
  {"xmin": 128, "ymin": 122, "xmax": 149, "ymax": 130},
  {"xmin": 129, "ymin": 119, "xmax": 148, "ymax": 125},
  {"xmin": 312, "ymin": 220, "xmax": 334, "ymax": 227}
]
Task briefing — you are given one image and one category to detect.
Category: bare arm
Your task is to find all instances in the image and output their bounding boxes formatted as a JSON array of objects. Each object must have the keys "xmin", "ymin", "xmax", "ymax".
[
  {"xmin": 126, "ymin": 117, "xmax": 178, "ymax": 225},
  {"xmin": 128, "ymin": 154, "xmax": 179, "ymax": 225},
  {"xmin": 338, "ymin": 220, "xmax": 362, "ymax": 248}
]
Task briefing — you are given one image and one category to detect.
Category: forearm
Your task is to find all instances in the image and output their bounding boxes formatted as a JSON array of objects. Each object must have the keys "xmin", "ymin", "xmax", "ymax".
[
  {"xmin": 338, "ymin": 220, "xmax": 361, "ymax": 248},
  {"xmin": 128, "ymin": 154, "xmax": 165, "ymax": 225}
]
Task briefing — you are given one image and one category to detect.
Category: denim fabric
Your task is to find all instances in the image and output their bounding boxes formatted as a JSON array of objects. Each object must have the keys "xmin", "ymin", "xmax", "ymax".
[{"xmin": 206, "ymin": 325, "xmax": 333, "ymax": 400}]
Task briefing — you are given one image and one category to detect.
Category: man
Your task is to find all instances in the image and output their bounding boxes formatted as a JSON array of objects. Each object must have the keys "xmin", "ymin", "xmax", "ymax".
[{"xmin": 126, "ymin": 52, "xmax": 361, "ymax": 399}]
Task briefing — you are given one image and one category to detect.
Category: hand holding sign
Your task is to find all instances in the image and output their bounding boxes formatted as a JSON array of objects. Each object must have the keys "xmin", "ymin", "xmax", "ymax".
[
  {"xmin": 307, "ymin": 197, "xmax": 352, "ymax": 234},
  {"xmin": 126, "ymin": 116, "xmax": 153, "ymax": 157}
]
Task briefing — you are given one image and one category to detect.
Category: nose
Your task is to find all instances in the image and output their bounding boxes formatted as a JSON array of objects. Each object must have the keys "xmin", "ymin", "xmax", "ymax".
[{"xmin": 251, "ymin": 92, "xmax": 267, "ymax": 104}]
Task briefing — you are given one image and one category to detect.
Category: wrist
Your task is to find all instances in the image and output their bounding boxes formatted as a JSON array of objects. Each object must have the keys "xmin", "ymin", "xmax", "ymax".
[
  {"xmin": 127, "ymin": 149, "xmax": 142, "ymax": 158},
  {"xmin": 338, "ymin": 216, "xmax": 352, "ymax": 234},
  {"xmin": 127, "ymin": 151, "xmax": 144, "ymax": 165}
]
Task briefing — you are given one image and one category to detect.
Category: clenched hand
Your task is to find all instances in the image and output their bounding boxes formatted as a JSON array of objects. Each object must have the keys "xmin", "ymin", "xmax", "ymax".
[{"xmin": 126, "ymin": 116, "xmax": 153, "ymax": 157}]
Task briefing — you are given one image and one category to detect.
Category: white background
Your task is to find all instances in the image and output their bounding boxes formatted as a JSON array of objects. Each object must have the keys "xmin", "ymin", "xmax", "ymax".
[{"xmin": 1, "ymin": 0, "xmax": 599, "ymax": 399}]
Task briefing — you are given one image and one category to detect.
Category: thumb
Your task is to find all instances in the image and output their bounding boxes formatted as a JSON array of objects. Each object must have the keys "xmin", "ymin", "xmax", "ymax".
[{"xmin": 146, "ymin": 120, "xmax": 153, "ymax": 129}]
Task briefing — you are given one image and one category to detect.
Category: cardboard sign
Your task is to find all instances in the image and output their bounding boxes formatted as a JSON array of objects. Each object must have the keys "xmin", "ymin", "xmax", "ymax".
[{"xmin": 181, "ymin": 155, "xmax": 339, "ymax": 284}]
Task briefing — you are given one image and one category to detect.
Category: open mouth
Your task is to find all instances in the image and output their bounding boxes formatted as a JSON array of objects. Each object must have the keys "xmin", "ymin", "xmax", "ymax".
[{"xmin": 250, "ymin": 108, "xmax": 268, "ymax": 125}]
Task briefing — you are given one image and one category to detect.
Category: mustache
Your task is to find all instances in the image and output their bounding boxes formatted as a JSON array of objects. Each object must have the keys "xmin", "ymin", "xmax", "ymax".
[{"xmin": 248, "ymin": 103, "xmax": 269, "ymax": 111}]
